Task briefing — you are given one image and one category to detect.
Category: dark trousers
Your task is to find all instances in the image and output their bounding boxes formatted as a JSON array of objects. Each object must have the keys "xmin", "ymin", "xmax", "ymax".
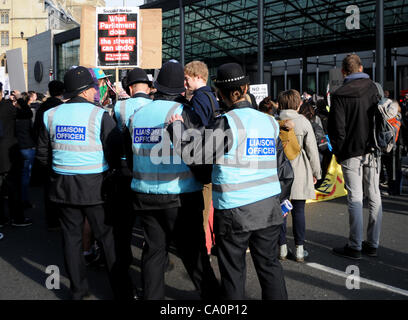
[
  {"xmin": 382, "ymin": 146, "xmax": 402, "ymax": 195},
  {"xmin": 279, "ymin": 200, "xmax": 306, "ymax": 246},
  {"xmin": 215, "ymin": 223, "xmax": 288, "ymax": 300},
  {"xmin": 138, "ymin": 206, "xmax": 219, "ymax": 300},
  {"xmin": 44, "ymin": 178, "xmax": 60, "ymax": 228},
  {"xmin": 105, "ymin": 176, "xmax": 136, "ymax": 300},
  {"xmin": 58, "ymin": 204, "xmax": 116, "ymax": 299},
  {"xmin": 31, "ymin": 163, "xmax": 60, "ymax": 228},
  {"xmin": 111, "ymin": 209, "xmax": 135, "ymax": 300},
  {"xmin": 0, "ymin": 170, "xmax": 25, "ymax": 223}
]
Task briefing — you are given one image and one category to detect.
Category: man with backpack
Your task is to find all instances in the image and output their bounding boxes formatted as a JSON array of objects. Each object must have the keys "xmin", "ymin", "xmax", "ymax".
[
  {"xmin": 328, "ymin": 54, "xmax": 383, "ymax": 260},
  {"xmin": 184, "ymin": 61, "xmax": 220, "ymax": 126},
  {"xmin": 184, "ymin": 61, "xmax": 220, "ymax": 251}
]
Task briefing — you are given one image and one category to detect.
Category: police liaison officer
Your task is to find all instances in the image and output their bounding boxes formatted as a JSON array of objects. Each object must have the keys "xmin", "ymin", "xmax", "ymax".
[
  {"xmin": 168, "ymin": 63, "xmax": 290, "ymax": 300},
  {"xmin": 105, "ymin": 68, "xmax": 153, "ymax": 300},
  {"xmin": 36, "ymin": 66, "xmax": 123, "ymax": 300},
  {"xmin": 113, "ymin": 67, "xmax": 152, "ymax": 132},
  {"xmin": 125, "ymin": 61, "xmax": 220, "ymax": 300}
]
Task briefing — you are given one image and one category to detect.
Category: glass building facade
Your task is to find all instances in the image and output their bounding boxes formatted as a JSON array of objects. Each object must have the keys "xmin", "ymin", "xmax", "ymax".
[
  {"xmin": 56, "ymin": 38, "xmax": 80, "ymax": 81},
  {"xmin": 47, "ymin": 1, "xmax": 408, "ymax": 98}
]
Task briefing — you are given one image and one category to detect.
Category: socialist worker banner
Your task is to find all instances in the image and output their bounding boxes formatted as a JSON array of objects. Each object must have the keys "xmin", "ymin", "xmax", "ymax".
[{"xmin": 96, "ymin": 7, "xmax": 139, "ymax": 67}]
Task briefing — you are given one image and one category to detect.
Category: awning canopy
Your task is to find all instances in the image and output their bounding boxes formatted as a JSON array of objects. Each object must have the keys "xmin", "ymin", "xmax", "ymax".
[{"xmin": 141, "ymin": 0, "xmax": 408, "ymax": 66}]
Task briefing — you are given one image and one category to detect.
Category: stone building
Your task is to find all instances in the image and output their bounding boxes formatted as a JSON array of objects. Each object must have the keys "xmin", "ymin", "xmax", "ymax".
[{"xmin": 0, "ymin": 0, "xmax": 105, "ymax": 87}]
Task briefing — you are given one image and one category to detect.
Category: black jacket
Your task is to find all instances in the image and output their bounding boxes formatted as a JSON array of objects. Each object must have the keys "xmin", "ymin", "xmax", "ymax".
[
  {"xmin": 33, "ymin": 96, "xmax": 63, "ymax": 141},
  {"xmin": 0, "ymin": 98, "xmax": 19, "ymax": 174},
  {"xmin": 36, "ymin": 96, "xmax": 123, "ymax": 205},
  {"xmin": 15, "ymin": 99, "xmax": 36, "ymax": 149},
  {"xmin": 190, "ymin": 86, "xmax": 219, "ymax": 126},
  {"xmin": 328, "ymin": 77, "xmax": 379, "ymax": 163}
]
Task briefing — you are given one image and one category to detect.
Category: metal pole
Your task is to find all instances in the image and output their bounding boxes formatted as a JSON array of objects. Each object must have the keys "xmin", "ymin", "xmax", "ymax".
[
  {"xmin": 316, "ymin": 56, "xmax": 319, "ymax": 96},
  {"xmin": 394, "ymin": 48, "xmax": 397, "ymax": 100},
  {"xmin": 302, "ymin": 56, "xmax": 308, "ymax": 93},
  {"xmin": 300, "ymin": 58, "xmax": 303, "ymax": 93},
  {"xmin": 269, "ymin": 61, "xmax": 273, "ymax": 96},
  {"xmin": 284, "ymin": 60, "xmax": 288, "ymax": 91},
  {"xmin": 333, "ymin": 54, "xmax": 337, "ymax": 68},
  {"xmin": 116, "ymin": 67, "xmax": 119, "ymax": 100},
  {"xmin": 372, "ymin": 50, "xmax": 376, "ymax": 82},
  {"xmin": 273, "ymin": 79, "xmax": 277, "ymax": 100},
  {"xmin": 257, "ymin": 0, "xmax": 264, "ymax": 84},
  {"xmin": 376, "ymin": 0, "xmax": 384, "ymax": 86},
  {"xmin": 179, "ymin": 0, "xmax": 185, "ymax": 66}
]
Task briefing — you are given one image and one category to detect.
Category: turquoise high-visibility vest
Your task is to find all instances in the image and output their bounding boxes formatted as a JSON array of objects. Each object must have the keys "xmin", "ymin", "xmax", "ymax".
[
  {"xmin": 114, "ymin": 96, "xmax": 152, "ymax": 132},
  {"xmin": 212, "ymin": 108, "xmax": 281, "ymax": 210},
  {"xmin": 129, "ymin": 100, "xmax": 202, "ymax": 194},
  {"xmin": 44, "ymin": 102, "xmax": 109, "ymax": 175}
]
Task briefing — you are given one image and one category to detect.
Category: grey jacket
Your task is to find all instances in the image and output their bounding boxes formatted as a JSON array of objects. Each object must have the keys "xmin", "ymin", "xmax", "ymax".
[{"xmin": 278, "ymin": 109, "xmax": 321, "ymax": 200}]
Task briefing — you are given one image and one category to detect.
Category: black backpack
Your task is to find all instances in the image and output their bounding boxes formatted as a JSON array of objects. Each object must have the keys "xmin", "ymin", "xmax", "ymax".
[
  {"xmin": 202, "ymin": 91, "xmax": 222, "ymax": 120},
  {"xmin": 311, "ymin": 120, "xmax": 329, "ymax": 152}
]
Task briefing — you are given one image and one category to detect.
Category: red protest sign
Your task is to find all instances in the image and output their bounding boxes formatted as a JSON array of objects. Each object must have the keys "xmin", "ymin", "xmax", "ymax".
[{"xmin": 96, "ymin": 7, "xmax": 139, "ymax": 67}]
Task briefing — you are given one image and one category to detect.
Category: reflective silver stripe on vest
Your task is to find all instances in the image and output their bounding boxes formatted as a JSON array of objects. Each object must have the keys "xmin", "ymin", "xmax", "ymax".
[
  {"xmin": 267, "ymin": 114, "xmax": 278, "ymax": 135},
  {"xmin": 133, "ymin": 170, "xmax": 194, "ymax": 181},
  {"xmin": 213, "ymin": 175, "xmax": 279, "ymax": 193},
  {"xmin": 215, "ymin": 161, "xmax": 276, "ymax": 169},
  {"xmin": 222, "ymin": 110, "xmax": 276, "ymax": 168},
  {"xmin": 165, "ymin": 103, "xmax": 182, "ymax": 123},
  {"xmin": 50, "ymin": 106, "xmax": 103, "ymax": 152},
  {"xmin": 129, "ymin": 99, "xmax": 161, "ymax": 127},
  {"xmin": 54, "ymin": 163, "xmax": 107, "ymax": 171},
  {"xmin": 133, "ymin": 147, "xmax": 152, "ymax": 157},
  {"xmin": 53, "ymin": 144, "xmax": 103, "ymax": 152},
  {"xmin": 87, "ymin": 107, "xmax": 101, "ymax": 147},
  {"xmin": 132, "ymin": 147, "xmax": 164, "ymax": 157},
  {"xmin": 131, "ymin": 102, "xmax": 182, "ymax": 155},
  {"xmin": 120, "ymin": 100, "xmax": 127, "ymax": 128},
  {"xmin": 226, "ymin": 110, "xmax": 245, "ymax": 149},
  {"xmin": 47, "ymin": 106, "xmax": 60, "ymax": 132}
]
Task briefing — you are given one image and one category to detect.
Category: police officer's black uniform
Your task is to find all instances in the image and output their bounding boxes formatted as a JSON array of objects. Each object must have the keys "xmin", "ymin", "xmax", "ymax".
[{"xmin": 36, "ymin": 67, "xmax": 123, "ymax": 300}]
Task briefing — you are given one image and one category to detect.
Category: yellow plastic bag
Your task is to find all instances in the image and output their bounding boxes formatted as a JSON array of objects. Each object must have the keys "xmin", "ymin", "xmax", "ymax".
[{"xmin": 307, "ymin": 155, "xmax": 347, "ymax": 203}]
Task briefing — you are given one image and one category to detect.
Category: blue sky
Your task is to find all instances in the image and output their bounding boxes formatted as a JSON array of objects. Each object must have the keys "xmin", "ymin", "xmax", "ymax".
[{"xmin": 105, "ymin": 0, "xmax": 145, "ymax": 7}]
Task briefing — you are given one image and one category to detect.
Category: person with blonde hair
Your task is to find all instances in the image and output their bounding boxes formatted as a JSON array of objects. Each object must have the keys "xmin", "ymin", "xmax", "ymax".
[
  {"xmin": 184, "ymin": 61, "xmax": 220, "ymax": 248},
  {"xmin": 184, "ymin": 60, "xmax": 219, "ymax": 126}
]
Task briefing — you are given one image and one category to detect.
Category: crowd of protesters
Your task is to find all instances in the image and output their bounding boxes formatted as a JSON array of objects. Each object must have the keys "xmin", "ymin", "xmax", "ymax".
[{"xmin": 0, "ymin": 53, "xmax": 407, "ymax": 299}]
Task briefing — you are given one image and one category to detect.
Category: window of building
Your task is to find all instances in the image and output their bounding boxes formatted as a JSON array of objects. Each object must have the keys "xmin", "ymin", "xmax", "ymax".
[
  {"xmin": 56, "ymin": 39, "xmax": 80, "ymax": 80},
  {"xmin": 1, "ymin": 32, "xmax": 9, "ymax": 46},
  {"xmin": 1, "ymin": 11, "xmax": 9, "ymax": 24}
]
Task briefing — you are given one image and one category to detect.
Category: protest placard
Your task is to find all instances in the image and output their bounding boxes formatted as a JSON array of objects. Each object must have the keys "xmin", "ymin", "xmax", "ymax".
[
  {"xmin": 96, "ymin": 7, "xmax": 139, "ymax": 67},
  {"xmin": 249, "ymin": 84, "xmax": 268, "ymax": 105}
]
